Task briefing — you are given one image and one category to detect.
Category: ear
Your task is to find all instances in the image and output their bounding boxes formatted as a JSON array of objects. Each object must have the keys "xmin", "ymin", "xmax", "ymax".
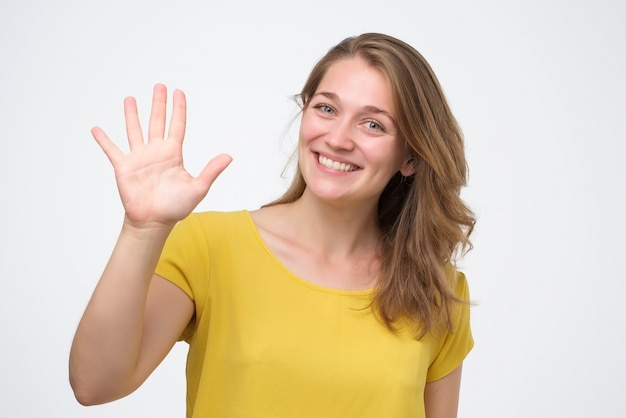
[{"xmin": 400, "ymin": 158, "xmax": 416, "ymax": 177}]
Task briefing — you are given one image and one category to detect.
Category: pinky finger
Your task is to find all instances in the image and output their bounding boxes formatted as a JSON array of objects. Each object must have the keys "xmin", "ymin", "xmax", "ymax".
[{"xmin": 91, "ymin": 127, "xmax": 124, "ymax": 166}]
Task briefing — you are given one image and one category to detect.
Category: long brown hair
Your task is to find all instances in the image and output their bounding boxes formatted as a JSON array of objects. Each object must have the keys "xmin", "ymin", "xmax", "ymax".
[{"xmin": 267, "ymin": 33, "xmax": 475, "ymax": 338}]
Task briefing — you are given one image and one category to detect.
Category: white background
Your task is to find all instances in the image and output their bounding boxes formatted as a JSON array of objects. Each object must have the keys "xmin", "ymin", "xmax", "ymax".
[{"xmin": 1, "ymin": 1, "xmax": 624, "ymax": 417}]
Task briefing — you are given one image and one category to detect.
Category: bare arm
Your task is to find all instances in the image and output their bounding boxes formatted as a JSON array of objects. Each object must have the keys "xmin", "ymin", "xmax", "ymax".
[
  {"xmin": 424, "ymin": 364, "xmax": 463, "ymax": 418},
  {"xmin": 69, "ymin": 84, "xmax": 231, "ymax": 405}
]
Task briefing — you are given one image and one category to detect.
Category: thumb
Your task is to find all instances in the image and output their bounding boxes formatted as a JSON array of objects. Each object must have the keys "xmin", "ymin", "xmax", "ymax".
[{"xmin": 196, "ymin": 153, "xmax": 233, "ymax": 191}]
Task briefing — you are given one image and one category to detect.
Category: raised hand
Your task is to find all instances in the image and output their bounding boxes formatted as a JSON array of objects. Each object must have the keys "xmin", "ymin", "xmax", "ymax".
[{"xmin": 92, "ymin": 83, "xmax": 232, "ymax": 229}]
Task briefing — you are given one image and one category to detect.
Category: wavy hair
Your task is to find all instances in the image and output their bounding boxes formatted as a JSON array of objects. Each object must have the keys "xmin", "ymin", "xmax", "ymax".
[{"xmin": 267, "ymin": 33, "xmax": 475, "ymax": 338}]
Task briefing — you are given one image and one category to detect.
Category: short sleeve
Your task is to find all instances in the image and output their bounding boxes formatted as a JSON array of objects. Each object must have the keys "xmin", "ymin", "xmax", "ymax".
[
  {"xmin": 426, "ymin": 271, "xmax": 474, "ymax": 382},
  {"xmin": 155, "ymin": 213, "xmax": 211, "ymax": 340}
]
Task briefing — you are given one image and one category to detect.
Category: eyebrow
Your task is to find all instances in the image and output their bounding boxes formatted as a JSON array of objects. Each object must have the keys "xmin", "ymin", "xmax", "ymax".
[{"xmin": 313, "ymin": 91, "xmax": 396, "ymax": 123}]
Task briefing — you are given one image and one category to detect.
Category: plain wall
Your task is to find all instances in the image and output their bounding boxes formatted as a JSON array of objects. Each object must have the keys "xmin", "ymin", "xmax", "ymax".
[{"xmin": 1, "ymin": 1, "xmax": 624, "ymax": 416}]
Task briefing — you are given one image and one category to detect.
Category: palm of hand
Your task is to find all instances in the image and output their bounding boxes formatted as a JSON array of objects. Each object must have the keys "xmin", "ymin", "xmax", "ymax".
[{"xmin": 92, "ymin": 84, "xmax": 232, "ymax": 228}]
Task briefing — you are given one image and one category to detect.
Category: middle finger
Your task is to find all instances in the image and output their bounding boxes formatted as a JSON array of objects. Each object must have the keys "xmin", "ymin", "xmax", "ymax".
[{"xmin": 148, "ymin": 83, "xmax": 168, "ymax": 142}]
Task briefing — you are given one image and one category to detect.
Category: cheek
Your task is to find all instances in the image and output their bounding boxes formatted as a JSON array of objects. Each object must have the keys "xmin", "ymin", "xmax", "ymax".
[
  {"xmin": 297, "ymin": 115, "xmax": 315, "ymax": 160},
  {"xmin": 299, "ymin": 109, "xmax": 326, "ymax": 143},
  {"xmin": 389, "ymin": 140, "xmax": 408, "ymax": 168},
  {"xmin": 298, "ymin": 116, "xmax": 310, "ymax": 143},
  {"xmin": 366, "ymin": 141, "xmax": 405, "ymax": 171}
]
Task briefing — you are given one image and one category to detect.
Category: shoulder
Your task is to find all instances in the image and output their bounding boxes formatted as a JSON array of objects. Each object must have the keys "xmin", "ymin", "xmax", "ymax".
[
  {"xmin": 248, "ymin": 205, "xmax": 288, "ymax": 228},
  {"xmin": 164, "ymin": 210, "xmax": 254, "ymax": 252},
  {"xmin": 186, "ymin": 210, "xmax": 250, "ymax": 225},
  {"xmin": 445, "ymin": 265, "xmax": 471, "ymax": 302},
  {"xmin": 178, "ymin": 210, "xmax": 252, "ymax": 234}
]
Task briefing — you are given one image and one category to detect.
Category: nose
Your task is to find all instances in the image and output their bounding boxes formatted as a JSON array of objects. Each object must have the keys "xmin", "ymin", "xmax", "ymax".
[{"xmin": 324, "ymin": 118, "xmax": 355, "ymax": 151}]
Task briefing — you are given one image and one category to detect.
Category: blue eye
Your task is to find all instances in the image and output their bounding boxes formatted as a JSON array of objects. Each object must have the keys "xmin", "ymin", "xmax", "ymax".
[
  {"xmin": 365, "ymin": 120, "xmax": 383, "ymax": 131},
  {"xmin": 315, "ymin": 104, "xmax": 334, "ymax": 114}
]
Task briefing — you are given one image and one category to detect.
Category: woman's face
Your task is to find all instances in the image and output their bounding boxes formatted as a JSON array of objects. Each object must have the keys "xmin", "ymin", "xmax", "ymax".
[{"xmin": 298, "ymin": 57, "xmax": 414, "ymax": 208}]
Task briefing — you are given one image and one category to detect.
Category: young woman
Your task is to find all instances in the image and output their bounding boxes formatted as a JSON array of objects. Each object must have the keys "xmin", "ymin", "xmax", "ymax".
[{"xmin": 70, "ymin": 33, "xmax": 476, "ymax": 418}]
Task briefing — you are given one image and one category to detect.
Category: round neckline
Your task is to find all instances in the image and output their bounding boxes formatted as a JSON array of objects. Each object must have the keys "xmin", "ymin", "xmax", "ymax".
[{"xmin": 242, "ymin": 210, "xmax": 376, "ymax": 297}]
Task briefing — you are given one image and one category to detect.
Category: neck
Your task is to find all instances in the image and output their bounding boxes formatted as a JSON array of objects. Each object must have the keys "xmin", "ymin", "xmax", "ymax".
[{"xmin": 284, "ymin": 191, "xmax": 381, "ymax": 259}]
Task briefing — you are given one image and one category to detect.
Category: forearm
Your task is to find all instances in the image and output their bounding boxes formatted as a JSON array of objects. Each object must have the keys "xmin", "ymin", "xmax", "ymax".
[
  {"xmin": 69, "ymin": 221, "xmax": 172, "ymax": 404},
  {"xmin": 71, "ymin": 83, "xmax": 230, "ymax": 405}
]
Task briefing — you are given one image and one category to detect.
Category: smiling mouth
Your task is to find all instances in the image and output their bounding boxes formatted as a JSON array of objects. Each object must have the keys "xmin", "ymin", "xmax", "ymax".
[{"xmin": 317, "ymin": 154, "xmax": 359, "ymax": 172}]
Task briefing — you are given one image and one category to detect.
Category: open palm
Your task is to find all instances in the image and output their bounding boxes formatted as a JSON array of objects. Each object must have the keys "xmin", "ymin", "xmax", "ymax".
[{"xmin": 92, "ymin": 84, "xmax": 232, "ymax": 228}]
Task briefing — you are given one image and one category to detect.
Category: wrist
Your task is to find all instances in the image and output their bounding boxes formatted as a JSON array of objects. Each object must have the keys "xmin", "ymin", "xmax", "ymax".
[{"xmin": 120, "ymin": 216, "xmax": 175, "ymax": 243}]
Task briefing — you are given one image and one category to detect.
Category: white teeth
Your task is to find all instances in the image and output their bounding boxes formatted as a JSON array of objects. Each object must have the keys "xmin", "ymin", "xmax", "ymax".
[{"xmin": 318, "ymin": 155, "xmax": 358, "ymax": 172}]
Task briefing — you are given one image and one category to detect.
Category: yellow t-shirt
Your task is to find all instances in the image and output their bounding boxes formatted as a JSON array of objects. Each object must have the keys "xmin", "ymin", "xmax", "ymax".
[{"xmin": 155, "ymin": 211, "xmax": 473, "ymax": 418}]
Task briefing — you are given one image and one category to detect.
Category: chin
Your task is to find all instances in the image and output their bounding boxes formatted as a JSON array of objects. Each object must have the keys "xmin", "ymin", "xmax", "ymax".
[{"xmin": 306, "ymin": 185, "xmax": 348, "ymax": 203}]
